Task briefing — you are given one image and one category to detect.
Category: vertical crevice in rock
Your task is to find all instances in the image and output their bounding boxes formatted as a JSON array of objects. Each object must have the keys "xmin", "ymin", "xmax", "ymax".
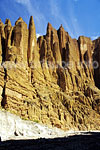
[
  {"xmin": 93, "ymin": 41, "xmax": 100, "ymax": 89},
  {"xmin": 65, "ymin": 43, "xmax": 69, "ymax": 65},
  {"xmin": 1, "ymin": 68, "xmax": 7, "ymax": 108},
  {"xmin": 78, "ymin": 37, "xmax": 82, "ymax": 62},
  {"xmin": 0, "ymin": 19, "xmax": 6, "ymax": 62},
  {"xmin": 53, "ymin": 42, "xmax": 62, "ymax": 66},
  {"xmin": 56, "ymin": 67, "xmax": 67, "ymax": 91},
  {"xmin": 11, "ymin": 30, "xmax": 14, "ymax": 45},
  {"xmin": 1, "ymin": 37, "xmax": 6, "ymax": 62}
]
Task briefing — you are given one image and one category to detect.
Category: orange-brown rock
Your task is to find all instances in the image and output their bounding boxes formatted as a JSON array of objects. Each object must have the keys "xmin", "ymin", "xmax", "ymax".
[
  {"xmin": 11, "ymin": 17, "xmax": 28, "ymax": 63},
  {"xmin": 0, "ymin": 19, "xmax": 5, "ymax": 62},
  {"xmin": 0, "ymin": 16, "xmax": 100, "ymax": 131},
  {"xmin": 93, "ymin": 38, "xmax": 100, "ymax": 89},
  {"xmin": 0, "ymin": 19, "xmax": 5, "ymax": 38},
  {"xmin": 0, "ymin": 35, "xmax": 2, "ymax": 63},
  {"xmin": 28, "ymin": 16, "xmax": 38, "ymax": 65}
]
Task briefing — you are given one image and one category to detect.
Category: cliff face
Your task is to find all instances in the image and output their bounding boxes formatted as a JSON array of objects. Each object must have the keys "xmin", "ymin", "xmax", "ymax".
[{"xmin": 0, "ymin": 16, "xmax": 100, "ymax": 130}]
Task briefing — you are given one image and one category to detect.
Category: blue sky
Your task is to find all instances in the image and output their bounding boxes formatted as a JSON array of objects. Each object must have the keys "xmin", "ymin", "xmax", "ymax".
[{"xmin": 0, "ymin": 0, "xmax": 100, "ymax": 39}]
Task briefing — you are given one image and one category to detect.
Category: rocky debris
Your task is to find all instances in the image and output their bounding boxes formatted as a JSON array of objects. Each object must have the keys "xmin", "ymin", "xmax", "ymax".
[
  {"xmin": 0, "ymin": 16, "xmax": 100, "ymax": 131},
  {"xmin": 0, "ymin": 110, "xmax": 68, "ymax": 141},
  {"xmin": 0, "ymin": 109, "xmax": 100, "ymax": 144}
]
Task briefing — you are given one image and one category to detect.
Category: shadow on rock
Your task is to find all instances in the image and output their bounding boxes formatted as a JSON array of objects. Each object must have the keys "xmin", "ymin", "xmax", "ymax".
[{"xmin": 0, "ymin": 132, "xmax": 100, "ymax": 150}]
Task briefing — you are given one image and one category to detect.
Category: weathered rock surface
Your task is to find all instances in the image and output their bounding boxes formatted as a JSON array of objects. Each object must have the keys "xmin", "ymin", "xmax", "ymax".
[{"xmin": 0, "ymin": 16, "xmax": 100, "ymax": 131}]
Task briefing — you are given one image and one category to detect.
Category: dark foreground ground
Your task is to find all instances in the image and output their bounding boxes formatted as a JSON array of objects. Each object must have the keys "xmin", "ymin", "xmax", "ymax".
[{"xmin": 0, "ymin": 132, "xmax": 100, "ymax": 150}]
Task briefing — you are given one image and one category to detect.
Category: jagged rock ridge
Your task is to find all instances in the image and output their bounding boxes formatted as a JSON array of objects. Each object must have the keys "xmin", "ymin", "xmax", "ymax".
[{"xmin": 0, "ymin": 16, "xmax": 100, "ymax": 130}]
